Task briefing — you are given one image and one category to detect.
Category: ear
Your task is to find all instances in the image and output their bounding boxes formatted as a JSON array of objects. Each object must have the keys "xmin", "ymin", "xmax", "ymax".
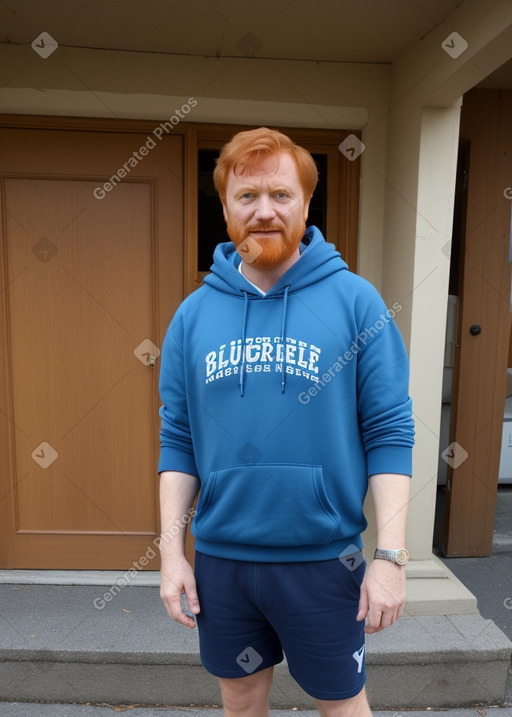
[
  {"xmin": 221, "ymin": 201, "xmax": 228, "ymax": 223},
  {"xmin": 303, "ymin": 195, "xmax": 311, "ymax": 222}
]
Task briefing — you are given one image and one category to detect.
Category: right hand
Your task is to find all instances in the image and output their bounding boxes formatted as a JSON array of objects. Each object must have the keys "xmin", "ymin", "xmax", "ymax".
[{"xmin": 160, "ymin": 554, "xmax": 200, "ymax": 629}]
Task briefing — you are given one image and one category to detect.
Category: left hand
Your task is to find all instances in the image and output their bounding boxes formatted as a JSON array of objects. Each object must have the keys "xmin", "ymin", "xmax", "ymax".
[{"xmin": 356, "ymin": 559, "xmax": 406, "ymax": 634}]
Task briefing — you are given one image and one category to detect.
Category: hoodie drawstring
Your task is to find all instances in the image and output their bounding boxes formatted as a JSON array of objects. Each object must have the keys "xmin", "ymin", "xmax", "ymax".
[
  {"xmin": 239, "ymin": 291, "xmax": 249, "ymax": 397},
  {"xmin": 280, "ymin": 285, "xmax": 290, "ymax": 394},
  {"xmin": 239, "ymin": 286, "xmax": 290, "ymax": 397}
]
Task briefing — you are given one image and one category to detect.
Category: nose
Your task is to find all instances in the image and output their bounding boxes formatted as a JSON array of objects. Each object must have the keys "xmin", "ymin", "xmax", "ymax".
[{"xmin": 254, "ymin": 194, "xmax": 276, "ymax": 222}]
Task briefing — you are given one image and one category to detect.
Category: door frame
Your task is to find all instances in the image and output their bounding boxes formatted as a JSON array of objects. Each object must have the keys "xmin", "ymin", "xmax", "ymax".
[{"xmin": 441, "ymin": 89, "xmax": 512, "ymax": 556}]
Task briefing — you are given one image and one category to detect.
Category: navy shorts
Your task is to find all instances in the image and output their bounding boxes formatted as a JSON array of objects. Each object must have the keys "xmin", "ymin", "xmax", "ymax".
[{"xmin": 194, "ymin": 551, "xmax": 366, "ymax": 701}]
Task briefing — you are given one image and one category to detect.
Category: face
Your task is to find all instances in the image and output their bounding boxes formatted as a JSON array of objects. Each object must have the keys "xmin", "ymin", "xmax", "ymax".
[{"xmin": 222, "ymin": 152, "xmax": 311, "ymax": 268}]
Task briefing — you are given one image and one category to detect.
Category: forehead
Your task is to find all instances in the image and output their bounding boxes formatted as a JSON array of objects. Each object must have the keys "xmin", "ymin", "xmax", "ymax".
[{"xmin": 226, "ymin": 152, "xmax": 300, "ymax": 192}]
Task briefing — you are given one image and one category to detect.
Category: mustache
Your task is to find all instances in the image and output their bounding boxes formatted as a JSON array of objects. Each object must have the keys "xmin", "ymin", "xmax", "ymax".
[{"xmin": 247, "ymin": 224, "xmax": 284, "ymax": 232}]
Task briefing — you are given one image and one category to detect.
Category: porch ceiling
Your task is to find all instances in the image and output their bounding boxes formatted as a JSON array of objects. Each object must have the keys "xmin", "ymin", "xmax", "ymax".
[{"xmin": 0, "ymin": 0, "xmax": 463, "ymax": 63}]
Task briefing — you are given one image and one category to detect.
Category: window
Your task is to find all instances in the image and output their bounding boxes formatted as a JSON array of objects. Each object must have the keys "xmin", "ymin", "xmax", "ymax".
[
  {"xmin": 197, "ymin": 150, "xmax": 329, "ymax": 273},
  {"xmin": 185, "ymin": 125, "xmax": 361, "ymax": 294}
]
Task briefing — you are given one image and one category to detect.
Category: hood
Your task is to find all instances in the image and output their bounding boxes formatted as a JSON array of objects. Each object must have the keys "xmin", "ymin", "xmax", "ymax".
[
  {"xmin": 203, "ymin": 225, "xmax": 348, "ymax": 298},
  {"xmin": 202, "ymin": 226, "xmax": 348, "ymax": 397}
]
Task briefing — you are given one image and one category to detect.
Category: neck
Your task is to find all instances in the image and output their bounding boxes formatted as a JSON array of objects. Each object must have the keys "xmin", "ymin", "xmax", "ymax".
[{"xmin": 240, "ymin": 248, "xmax": 300, "ymax": 293}]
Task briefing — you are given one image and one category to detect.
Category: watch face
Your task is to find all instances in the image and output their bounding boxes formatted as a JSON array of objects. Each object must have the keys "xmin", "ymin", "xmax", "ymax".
[{"xmin": 396, "ymin": 549, "xmax": 409, "ymax": 565}]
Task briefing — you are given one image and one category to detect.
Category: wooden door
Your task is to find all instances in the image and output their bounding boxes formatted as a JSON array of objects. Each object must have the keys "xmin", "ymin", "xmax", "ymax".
[
  {"xmin": 0, "ymin": 127, "xmax": 183, "ymax": 568},
  {"xmin": 442, "ymin": 89, "xmax": 512, "ymax": 556}
]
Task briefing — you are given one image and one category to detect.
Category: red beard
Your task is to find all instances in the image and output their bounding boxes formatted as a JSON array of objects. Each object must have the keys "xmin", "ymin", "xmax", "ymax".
[{"xmin": 227, "ymin": 220, "xmax": 306, "ymax": 268}]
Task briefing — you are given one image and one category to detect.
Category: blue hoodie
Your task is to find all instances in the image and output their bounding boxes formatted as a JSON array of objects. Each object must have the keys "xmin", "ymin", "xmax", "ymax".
[{"xmin": 158, "ymin": 226, "xmax": 414, "ymax": 562}]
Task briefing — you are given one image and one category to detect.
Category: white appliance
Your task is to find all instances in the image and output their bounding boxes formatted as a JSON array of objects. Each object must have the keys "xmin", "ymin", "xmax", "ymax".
[
  {"xmin": 438, "ymin": 296, "xmax": 458, "ymax": 486},
  {"xmin": 498, "ymin": 392, "xmax": 512, "ymax": 484}
]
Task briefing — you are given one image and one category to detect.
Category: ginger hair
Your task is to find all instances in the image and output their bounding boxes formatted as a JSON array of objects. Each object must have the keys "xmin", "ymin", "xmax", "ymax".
[{"xmin": 213, "ymin": 127, "xmax": 319, "ymax": 202}]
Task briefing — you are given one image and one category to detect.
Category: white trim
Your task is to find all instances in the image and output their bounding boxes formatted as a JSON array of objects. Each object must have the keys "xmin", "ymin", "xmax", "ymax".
[{"xmin": 0, "ymin": 570, "xmax": 160, "ymax": 586}]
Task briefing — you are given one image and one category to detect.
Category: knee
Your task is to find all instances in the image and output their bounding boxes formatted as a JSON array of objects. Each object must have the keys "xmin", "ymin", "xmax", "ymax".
[
  {"xmin": 317, "ymin": 687, "xmax": 371, "ymax": 717},
  {"xmin": 220, "ymin": 667, "xmax": 273, "ymax": 714},
  {"xmin": 221, "ymin": 684, "xmax": 256, "ymax": 713}
]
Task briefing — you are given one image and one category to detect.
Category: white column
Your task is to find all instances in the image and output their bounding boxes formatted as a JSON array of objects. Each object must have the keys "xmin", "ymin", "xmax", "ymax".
[{"xmin": 362, "ymin": 101, "xmax": 478, "ymax": 615}]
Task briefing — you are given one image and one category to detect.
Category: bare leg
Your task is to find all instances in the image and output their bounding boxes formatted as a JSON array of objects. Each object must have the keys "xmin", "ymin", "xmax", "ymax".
[
  {"xmin": 317, "ymin": 686, "xmax": 372, "ymax": 717},
  {"xmin": 220, "ymin": 665, "xmax": 274, "ymax": 717}
]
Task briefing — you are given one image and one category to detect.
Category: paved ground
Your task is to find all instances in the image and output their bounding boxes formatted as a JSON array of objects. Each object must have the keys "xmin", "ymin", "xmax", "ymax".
[
  {"xmin": 437, "ymin": 486, "xmax": 512, "ymax": 641},
  {"xmin": 0, "ymin": 705, "xmax": 510, "ymax": 716}
]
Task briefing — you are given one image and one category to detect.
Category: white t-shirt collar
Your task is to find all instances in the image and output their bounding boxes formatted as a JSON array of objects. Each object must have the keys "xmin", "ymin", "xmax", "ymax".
[{"xmin": 238, "ymin": 261, "xmax": 267, "ymax": 296}]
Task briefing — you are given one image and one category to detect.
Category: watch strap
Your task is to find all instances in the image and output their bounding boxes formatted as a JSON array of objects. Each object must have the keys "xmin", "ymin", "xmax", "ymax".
[{"xmin": 374, "ymin": 548, "xmax": 409, "ymax": 565}]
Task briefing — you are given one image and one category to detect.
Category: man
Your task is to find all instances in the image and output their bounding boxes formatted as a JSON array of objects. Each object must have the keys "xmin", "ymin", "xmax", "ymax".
[{"xmin": 158, "ymin": 127, "xmax": 414, "ymax": 716}]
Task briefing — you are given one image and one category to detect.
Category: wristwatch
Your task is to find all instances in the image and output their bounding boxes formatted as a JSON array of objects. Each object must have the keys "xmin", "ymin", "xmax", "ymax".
[{"xmin": 374, "ymin": 548, "xmax": 409, "ymax": 565}]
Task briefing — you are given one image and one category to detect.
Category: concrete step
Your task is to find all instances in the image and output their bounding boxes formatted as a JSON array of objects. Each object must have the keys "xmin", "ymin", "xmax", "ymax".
[{"xmin": 0, "ymin": 583, "xmax": 511, "ymax": 710}]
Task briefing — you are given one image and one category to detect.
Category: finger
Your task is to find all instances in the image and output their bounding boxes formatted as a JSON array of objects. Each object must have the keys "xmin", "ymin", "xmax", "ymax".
[
  {"xmin": 356, "ymin": 583, "xmax": 369, "ymax": 622},
  {"xmin": 365, "ymin": 602, "xmax": 385, "ymax": 633},
  {"xmin": 365, "ymin": 605, "xmax": 402, "ymax": 634},
  {"xmin": 364, "ymin": 615, "xmax": 382, "ymax": 635},
  {"xmin": 175, "ymin": 609, "xmax": 197, "ymax": 629},
  {"xmin": 166, "ymin": 593, "xmax": 197, "ymax": 629},
  {"xmin": 162, "ymin": 589, "xmax": 182, "ymax": 619},
  {"xmin": 365, "ymin": 624, "xmax": 381, "ymax": 634},
  {"xmin": 379, "ymin": 608, "xmax": 394, "ymax": 630},
  {"xmin": 183, "ymin": 578, "xmax": 201, "ymax": 615}
]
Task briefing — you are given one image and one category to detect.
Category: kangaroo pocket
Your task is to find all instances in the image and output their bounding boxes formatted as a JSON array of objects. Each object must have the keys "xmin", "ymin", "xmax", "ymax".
[{"xmin": 193, "ymin": 463, "xmax": 341, "ymax": 547}]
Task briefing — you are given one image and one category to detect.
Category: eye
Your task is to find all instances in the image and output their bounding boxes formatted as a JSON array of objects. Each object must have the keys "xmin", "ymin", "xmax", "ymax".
[
  {"xmin": 273, "ymin": 192, "xmax": 288, "ymax": 200},
  {"xmin": 240, "ymin": 192, "xmax": 254, "ymax": 200}
]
